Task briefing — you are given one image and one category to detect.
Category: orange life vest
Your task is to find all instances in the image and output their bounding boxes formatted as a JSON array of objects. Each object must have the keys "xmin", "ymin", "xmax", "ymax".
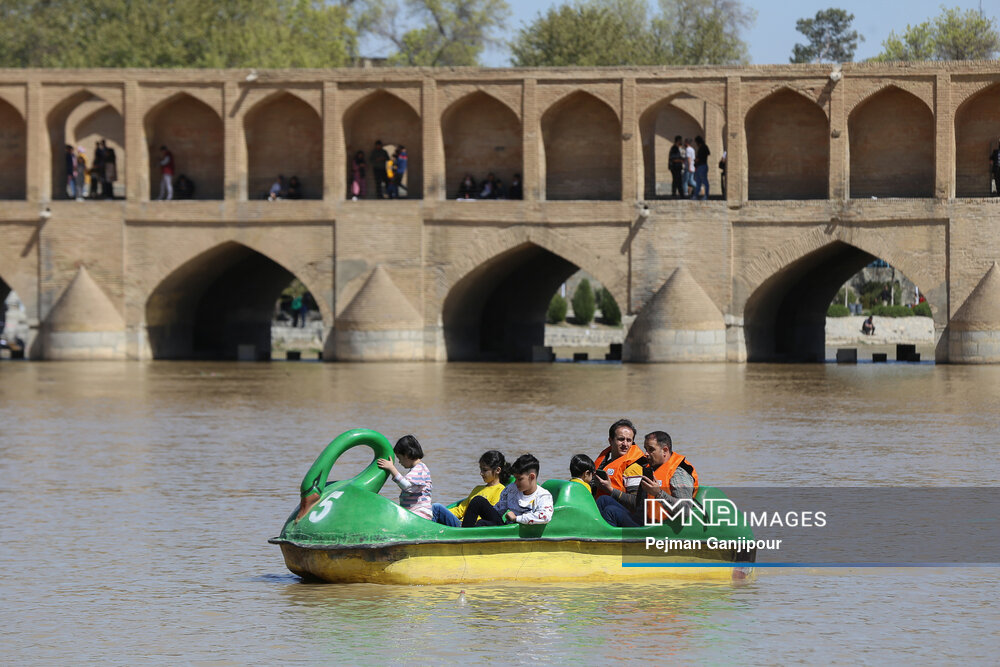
[
  {"xmin": 594, "ymin": 443, "xmax": 645, "ymax": 497},
  {"xmin": 644, "ymin": 452, "xmax": 699, "ymax": 523}
]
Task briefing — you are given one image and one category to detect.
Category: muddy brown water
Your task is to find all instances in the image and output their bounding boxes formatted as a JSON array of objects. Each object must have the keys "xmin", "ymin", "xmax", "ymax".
[{"xmin": 1, "ymin": 361, "xmax": 998, "ymax": 663}]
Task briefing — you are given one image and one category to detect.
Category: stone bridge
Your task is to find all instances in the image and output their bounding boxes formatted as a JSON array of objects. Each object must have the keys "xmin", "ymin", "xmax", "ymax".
[{"xmin": 0, "ymin": 64, "xmax": 998, "ymax": 363}]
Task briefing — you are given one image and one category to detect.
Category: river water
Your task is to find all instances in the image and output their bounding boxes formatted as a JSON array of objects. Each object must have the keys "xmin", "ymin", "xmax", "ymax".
[{"xmin": 1, "ymin": 360, "xmax": 998, "ymax": 664}]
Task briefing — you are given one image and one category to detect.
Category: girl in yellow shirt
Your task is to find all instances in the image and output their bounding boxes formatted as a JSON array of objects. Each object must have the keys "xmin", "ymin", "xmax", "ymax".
[{"xmin": 431, "ymin": 450, "xmax": 509, "ymax": 527}]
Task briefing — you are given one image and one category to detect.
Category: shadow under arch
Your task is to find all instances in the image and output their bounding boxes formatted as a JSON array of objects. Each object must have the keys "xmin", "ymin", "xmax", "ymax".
[
  {"xmin": 849, "ymin": 85, "xmax": 934, "ymax": 198},
  {"xmin": 442, "ymin": 91, "xmax": 522, "ymax": 198},
  {"xmin": 541, "ymin": 91, "xmax": 621, "ymax": 200},
  {"xmin": 244, "ymin": 91, "xmax": 322, "ymax": 200},
  {"xmin": 639, "ymin": 95, "xmax": 707, "ymax": 199},
  {"xmin": 47, "ymin": 89, "xmax": 125, "ymax": 200},
  {"xmin": 745, "ymin": 88, "xmax": 829, "ymax": 200},
  {"xmin": 743, "ymin": 240, "xmax": 935, "ymax": 362},
  {"xmin": 144, "ymin": 93, "xmax": 224, "ymax": 200},
  {"xmin": 343, "ymin": 90, "xmax": 422, "ymax": 198},
  {"xmin": 955, "ymin": 82, "xmax": 1000, "ymax": 198},
  {"xmin": 0, "ymin": 98, "xmax": 26, "ymax": 199},
  {"xmin": 145, "ymin": 241, "xmax": 323, "ymax": 360},
  {"xmin": 442, "ymin": 241, "xmax": 583, "ymax": 361}
]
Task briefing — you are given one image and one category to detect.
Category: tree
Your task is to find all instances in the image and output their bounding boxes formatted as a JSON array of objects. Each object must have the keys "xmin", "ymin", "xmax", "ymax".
[
  {"xmin": 599, "ymin": 287, "xmax": 622, "ymax": 326},
  {"xmin": 655, "ymin": 0, "xmax": 757, "ymax": 65},
  {"xmin": 510, "ymin": 0, "xmax": 755, "ymax": 67},
  {"xmin": 874, "ymin": 6, "xmax": 1000, "ymax": 61},
  {"xmin": 367, "ymin": 0, "xmax": 510, "ymax": 66},
  {"xmin": 790, "ymin": 8, "xmax": 862, "ymax": 63},
  {"xmin": 571, "ymin": 279, "xmax": 596, "ymax": 325},
  {"xmin": 510, "ymin": 1, "xmax": 656, "ymax": 67},
  {"xmin": 547, "ymin": 293, "xmax": 568, "ymax": 323},
  {"xmin": 0, "ymin": 0, "xmax": 356, "ymax": 68}
]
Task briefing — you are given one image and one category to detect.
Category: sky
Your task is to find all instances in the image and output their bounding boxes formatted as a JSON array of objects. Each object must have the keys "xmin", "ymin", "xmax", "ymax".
[{"xmin": 478, "ymin": 0, "xmax": 1000, "ymax": 66}]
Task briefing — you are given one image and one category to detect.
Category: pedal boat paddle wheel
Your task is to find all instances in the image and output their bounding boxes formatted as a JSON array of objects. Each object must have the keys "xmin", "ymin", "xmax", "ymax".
[{"xmin": 270, "ymin": 429, "xmax": 756, "ymax": 584}]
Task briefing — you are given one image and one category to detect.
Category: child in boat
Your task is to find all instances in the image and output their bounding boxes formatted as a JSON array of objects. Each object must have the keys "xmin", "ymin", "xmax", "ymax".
[
  {"xmin": 431, "ymin": 450, "xmax": 510, "ymax": 527},
  {"xmin": 570, "ymin": 454, "xmax": 596, "ymax": 492},
  {"xmin": 377, "ymin": 435, "xmax": 433, "ymax": 520},
  {"xmin": 461, "ymin": 454, "xmax": 553, "ymax": 527}
]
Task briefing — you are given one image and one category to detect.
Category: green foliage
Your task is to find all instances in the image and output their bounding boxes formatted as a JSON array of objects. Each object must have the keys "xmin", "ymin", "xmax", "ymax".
[
  {"xmin": 571, "ymin": 279, "xmax": 596, "ymax": 325},
  {"xmin": 790, "ymin": 8, "xmax": 862, "ymax": 63},
  {"xmin": 867, "ymin": 303, "xmax": 932, "ymax": 317},
  {"xmin": 827, "ymin": 303, "xmax": 850, "ymax": 317},
  {"xmin": 282, "ymin": 279, "xmax": 309, "ymax": 299},
  {"xmin": 547, "ymin": 293, "xmax": 568, "ymax": 324},
  {"xmin": 510, "ymin": 0, "xmax": 756, "ymax": 67},
  {"xmin": 912, "ymin": 302, "xmax": 932, "ymax": 317},
  {"xmin": 599, "ymin": 287, "xmax": 622, "ymax": 326},
  {"xmin": 0, "ymin": 0, "xmax": 356, "ymax": 67},
  {"xmin": 834, "ymin": 287, "xmax": 857, "ymax": 305},
  {"xmin": 873, "ymin": 6, "xmax": 1000, "ymax": 61},
  {"xmin": 370, "ymin": 0, "xmax": 510, "ymax": 66}
]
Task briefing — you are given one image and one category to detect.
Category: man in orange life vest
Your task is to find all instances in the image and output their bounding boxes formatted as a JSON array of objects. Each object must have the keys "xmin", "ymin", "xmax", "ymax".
[
  {"xmin": 591, "ymin": 419, "xmax": 646, "ymax": 500},
  {"xmin": 595, "ymin": 430, "xmax": 698, "ymax": 528}
]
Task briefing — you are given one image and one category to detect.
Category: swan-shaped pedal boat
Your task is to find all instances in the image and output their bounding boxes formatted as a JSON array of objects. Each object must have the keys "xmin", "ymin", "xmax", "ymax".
[{"xmin": 270, "ymin": 429, "xmax": 756, "ymax": 584}]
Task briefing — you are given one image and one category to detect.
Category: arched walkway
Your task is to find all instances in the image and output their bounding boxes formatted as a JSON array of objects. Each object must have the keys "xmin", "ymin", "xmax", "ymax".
[
  {"xmin": 442, "ymin": 92, "xmax": 522, "ymax": 198},
  {"xmin": 343, "ymin": 91, "xmax": 422, "ymax": 199},
  {"xmin": 541, "ymin": 92, "xmax": 621, "ymax": 200},
  {"xmin": 0, "ymin": 100, "xmax": 26, "ymax": 200},
  {"xmin": 743, "ymin": 240, "xmax": 935, "ymax": 362},
  {"xmin": 145, "ymin": 94, "xmax": 224, "ymax": 200},
  {"xmin": 746, "ymin": 89, "xmax": 828, "ymax": 200},
  {"xmin": 640, "ymin": 98, "xmax": 704, "ymax": 199},
  {"xmin": 145, "ymin": 242, "xmax": 322, "ymax": 360},
  {"xmin": 47, "ymin": 90, "xmax": 125, "ymax": 200},
  {"xmin": 849, "ymin": 87, "xmax": 934, "ymax": 198},
  {"xmin": 442, "ymin": 241, "xmax": 579, "ymax": 360},
  {"xmin": 245, "ymin": 93, "xmax": 322, "ymax": 200},
  {"xmin": 955, "ymin": 84, "xmax": 1000, "ymax": 198}
]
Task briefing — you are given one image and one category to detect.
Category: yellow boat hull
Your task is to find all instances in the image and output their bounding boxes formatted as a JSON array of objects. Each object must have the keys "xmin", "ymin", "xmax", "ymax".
[{"xmin": 278, "ymin": 540, "xmax": 752, "ymax": 585}]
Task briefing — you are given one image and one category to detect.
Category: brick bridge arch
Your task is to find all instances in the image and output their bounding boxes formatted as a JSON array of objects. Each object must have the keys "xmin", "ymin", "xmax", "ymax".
[
  {"xmin": 736, "ymin": 225, "xmax": 947, "ymax": 361},
  {"xmin": 138, "ymin": 237, "xmax": 333, "ymax": 360},
  {"xmin": 433, "ymin": 227, "xmax": 627, "ymax": 360}
]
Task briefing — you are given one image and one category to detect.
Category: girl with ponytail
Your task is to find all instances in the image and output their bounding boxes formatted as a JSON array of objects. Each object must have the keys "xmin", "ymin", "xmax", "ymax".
[{"xmin": 431, "ymin": 450, "xmax": 510, "ymax": 527}]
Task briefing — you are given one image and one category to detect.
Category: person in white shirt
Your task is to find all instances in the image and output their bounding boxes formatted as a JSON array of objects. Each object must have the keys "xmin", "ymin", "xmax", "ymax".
[
  {"xmin": 461, "ymin": 454, "xmax": 553, "ymax": 527},
  {"xmin": 684, "ymin": 138, "xmax": 696, "ymax": 197}
]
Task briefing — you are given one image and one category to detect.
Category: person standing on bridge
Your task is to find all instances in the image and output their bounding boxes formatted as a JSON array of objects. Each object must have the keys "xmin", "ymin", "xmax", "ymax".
[
  {"xmin": 668, "ymin": 135, "xmax": 684, "ymax": 198},
  {"xmin": 692, "ymin": 136, "xmax": 711, "ymax": 200},
  {"xmin": 990, "ymin": 139, "xmax": 1000, "ymax": 196},
  {"xmin": 158, "ymin": 145, "xmax": 174, "ymax": 200},
  {"xmin": 369, "ymin": 140, "xmax": 390, "ymax": 199}
]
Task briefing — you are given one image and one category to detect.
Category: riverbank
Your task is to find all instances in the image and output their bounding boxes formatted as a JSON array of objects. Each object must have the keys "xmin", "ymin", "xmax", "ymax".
[{"xmin": 825, "ymin": 316, "xmax": 935, "ymax": 345}]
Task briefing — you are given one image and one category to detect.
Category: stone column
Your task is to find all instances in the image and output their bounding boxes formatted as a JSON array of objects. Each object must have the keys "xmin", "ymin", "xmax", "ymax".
[
  {"xmin": 522, "ymin": 78, "xmax": 540, "ymax": 201},
  {"xmin": 828, "ymin": 76, "xmax": 847, "ymax": 200},
  {"xmin": 324, "ymin": 81, "xmax": 343, "ymax": 201},
  {"xmin": 934, "ymin": 73, "xmax": 953, "ymax": 199},
  {"xmin": 124, "ymin": 80, "xmax": 143, "ymax": 203},
  {"xmin": 223, "ymin": 81, "xmax": 242, "ymax": 203},
  {"xmin": 421, "ymin": 78, "xmax": 443, "ymax": 201},
  {"xmin": 25, "ymin": 81, "xmax": 44, "ymax": 203},
  {"xmin": 725, "ymin": 76, "xmax": 743, "ymax": 206},
  {"xmin": 621, "ymin": 77, "xmax": 638, "ymax": 201}
]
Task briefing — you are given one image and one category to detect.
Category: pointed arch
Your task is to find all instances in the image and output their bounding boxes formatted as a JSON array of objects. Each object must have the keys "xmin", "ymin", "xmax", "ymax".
[
  {"xmin": 742, "ymin": 236, "xmax": 940, "ymax": 362},
  {"xmin": 639, "ymin": 94, "xmax": 708, "ymax": 199},
  {"xmin": 47, "ymin": 89, "xmax": 124, "ymax": 200},
  {"xmin": 541, "ymin": 91, "xmax": 621, "ymax": 200},
  {"xmin": 745, "ymin": 88, "xmax": 829, "ymax": 200},
  {"xmin": 244, "ymin": 92, "xmax": 322, "ymax": 200},
  {"xmin": 955, "ymin": 83, "xmax": 1000, "ymax": 198},
  {"xmin": 0, "ymin": 98, "xmax": 26, "ymax": 199},
  {"xmin": 343, "ymin": 90, "xmax": 422, "ymax": 199},
  {"xmin": 849, "ymin": 85, "xmax": 934, "ymax": 198},
  {"xmin": 145, "ymin": 240, "xmax": 328, "ymax": 360},
  {"xmin": 144, "ymin": 93, "xmax": 224, "ymax": 200},
  {"xmin": 441, "ymin": 91, "xmax": 522, "ymax": 198}
]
